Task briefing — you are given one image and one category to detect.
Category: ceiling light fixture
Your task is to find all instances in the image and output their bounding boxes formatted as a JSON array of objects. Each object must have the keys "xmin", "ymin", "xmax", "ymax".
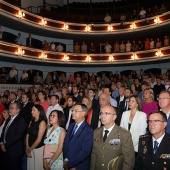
[
  {"xmin": 155, "ymin": 49, "xmax": 163, "ymax": 58},
  {"xmin": 16, "ymin": 47, "xmax": 25, "ymax": 56},
  {"xmin": 62, "ymin": 23, "xmax": 69, "ymax": 31},
  {"xmin": 108, "ymin": 25, "xmax": 113, "ymax": 32},
  {"xmin": 130, "ymin": 22, "xmax": 136, "ymax": 30},
  {"xmin": 86, "ymin": 55, "xmax": 91, "ymax": 63},
  {"xmin": 108, "ymin": 55, "xmax": 114, "ymax": 62},
  {"xmin": 17, "ymin": 10, "xmax": 25, "ymax": 19},
  {"xmin": 131, "ymin": 53, "xmax": 138, "ymax": 61},
  {"xmin": 85, "ymin": 25, "xmax": 91, "ymax": 32},
  {"xmin": 39, "ymin": 51, "xmax": 47, "ymax": 60},
  {"xmin": 40, "ymin": 19, "xmax": 47, "ymax": 26},
  {"xmin": 63, "ymin": 54, "xmax": 69, "ymax": 62},
  {"xmin": 154, "ymin": 17, "xmax": 161, "ymax": 25}
]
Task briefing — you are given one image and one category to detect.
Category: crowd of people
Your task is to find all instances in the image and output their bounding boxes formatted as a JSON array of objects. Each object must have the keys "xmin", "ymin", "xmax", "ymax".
[
  {"xmin": 74, "ymin": 35, "xmax": 169, "ymax": 53},
  {"xmin": 0, "ymin": 68, "xmax": 170, "ymax": 169},
  {"xmin": 104, "ymin": 4, "xmax": 167, "ymax": 24}
]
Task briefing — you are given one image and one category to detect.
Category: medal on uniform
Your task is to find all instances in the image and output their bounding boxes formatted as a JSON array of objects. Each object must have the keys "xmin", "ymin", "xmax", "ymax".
[
  {"xmin": 143, "ymin": 146, "xmax": 147, "ymax": 154},
  {"xmin": 142, "ymin": 141, "xmax": 145, "ymax": 145}
]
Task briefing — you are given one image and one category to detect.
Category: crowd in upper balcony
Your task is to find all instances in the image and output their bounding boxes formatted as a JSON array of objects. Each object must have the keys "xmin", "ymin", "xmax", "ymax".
[{"xmin": 73, "ymin": 35, "xmax": 169, "ymax": 53}]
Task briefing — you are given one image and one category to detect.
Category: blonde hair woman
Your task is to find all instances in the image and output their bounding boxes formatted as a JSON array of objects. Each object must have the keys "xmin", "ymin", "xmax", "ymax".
[{"xmin": 142, "ymin": 88, "xmax": 158, "ymax": 119}]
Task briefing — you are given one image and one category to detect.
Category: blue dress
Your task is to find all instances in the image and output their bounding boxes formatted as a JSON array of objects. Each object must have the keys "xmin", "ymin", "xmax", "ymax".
[{"xmin": 44, "ymin": 126, "xmax": 64, "ymax": 170}]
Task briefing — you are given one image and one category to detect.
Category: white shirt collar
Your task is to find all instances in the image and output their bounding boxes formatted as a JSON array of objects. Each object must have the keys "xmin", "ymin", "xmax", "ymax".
[
  {"xmin": 103, "ymin": 124, "xmax": 115, "ymax": 137},
  {"xmin": 152, "ymin": 133, "xmax": 165, "ymax": 147}
]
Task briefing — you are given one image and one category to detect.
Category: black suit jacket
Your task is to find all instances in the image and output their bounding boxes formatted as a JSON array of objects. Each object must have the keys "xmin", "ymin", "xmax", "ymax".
[
  {"xmin": 20, "ymin": 102, "xmax": 33, "ymax": 128},
  {"xmin": 137, "ymin": 133, "xmax": 170, "ymax": 170},
  {"xmin": 116, "ymin": 96, "xmax": 126, "ymax": 126},
  {"xmin": 64, "ymin": 106, "xmax": 74, "ymax": 126},
  {"xmin": 90, "ymin": 106, "xmax": 100, "ymax": 130},
  {"xmin": 0, "ymin": 115, "xmax": 26, "ymax": 156},
  {"xmin": 76, "ymin": 95, "xmax": 83, "ymax": 103},
  {"xmin": 26, "ymin": 37, "xmax": 34, "ymax": 47},
  {"xmin": 91, "ymin": 98, "xmax": 99, "ymax": 109}
]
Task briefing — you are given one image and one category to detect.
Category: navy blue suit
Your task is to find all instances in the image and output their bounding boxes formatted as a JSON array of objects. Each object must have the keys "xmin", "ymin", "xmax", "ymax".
[
  {"xmin": 63, "ymin": 120, "xmax": 93, "ymax": 170},
  {"xmin": 0, "ymin": 115, "xmax": 26, "ymax": 170},
  {"xmin": 166, "ymin": 116, "xmax": 170, "ymax": 134}
]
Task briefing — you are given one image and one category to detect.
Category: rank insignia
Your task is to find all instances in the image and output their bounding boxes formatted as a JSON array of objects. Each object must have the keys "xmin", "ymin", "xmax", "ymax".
[
  {"xmin": 143, "ymin": 146, "xmax": 147, "ymax": 154},
  {"xmin": 94, "ymin": 138, "xmax": 100, "ymax": 142},
  {"xmin": 160, "ymin": 154, "xmax": 170, "ymax": 159},
  {"xmin": 118, "ymin": 134, "xmax": 121, "ymax": 139},
  {"xmin": 109, "ymin": 139, "xmax": 120, "ymax": 145}
]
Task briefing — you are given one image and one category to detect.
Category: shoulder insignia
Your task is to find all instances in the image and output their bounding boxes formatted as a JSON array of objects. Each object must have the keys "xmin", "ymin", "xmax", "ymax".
[
  {"xmin": 119, "ymin": 126, "xmax": 128, "ymax": 132},
  {"xmin": 140, "ymin": 134, "xmax": 149, "ymax": 139}
]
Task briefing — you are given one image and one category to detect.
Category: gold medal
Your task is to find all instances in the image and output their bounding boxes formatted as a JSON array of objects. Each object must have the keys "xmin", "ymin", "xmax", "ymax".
[{"xmin": 143, "ymin": 146, "xmax": 147, "ymax": 154}]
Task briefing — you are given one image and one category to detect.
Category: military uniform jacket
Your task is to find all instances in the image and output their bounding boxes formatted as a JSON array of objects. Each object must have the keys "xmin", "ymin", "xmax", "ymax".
[
  {"xmin": 90, "ymin": 124, "xmax": 135, "ymax": 170},
  {"xmin": 137, "ymin": 133, "xmax": 170, "ymax": 170}
]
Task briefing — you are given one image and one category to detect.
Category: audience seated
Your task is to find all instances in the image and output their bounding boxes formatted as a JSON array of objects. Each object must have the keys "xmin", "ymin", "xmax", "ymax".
[{"xmin": 8, "ymin": 65, "xmax": 17, "ymax": 83}]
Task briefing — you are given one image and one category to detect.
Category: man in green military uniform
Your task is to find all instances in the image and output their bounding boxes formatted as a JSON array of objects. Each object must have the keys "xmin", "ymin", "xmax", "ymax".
[
  {"xmin": 137, "ymin": 110, "xmax": 170, "ymax": 170},
  {"xmin": 90, "ymin": 105, "xmax": 135, "ymax": 170}
]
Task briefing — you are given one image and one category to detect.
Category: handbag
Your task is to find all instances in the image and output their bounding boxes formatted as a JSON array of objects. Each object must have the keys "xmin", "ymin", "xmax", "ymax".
[{"xmin": 43, "ymin": 144, "xmax": 58, "ymax": 159}]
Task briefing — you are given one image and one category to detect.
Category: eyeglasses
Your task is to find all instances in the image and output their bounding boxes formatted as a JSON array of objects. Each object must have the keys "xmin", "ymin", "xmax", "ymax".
[
  {"xmin": 49, "ymin": 115, "xmax": 58, "ymax": 118},
  {"xmin": 100, "ymin": 112, "xmax": 116, "ymax": 116},
  {"xmin": 148, "ymin": 120, "xmax": 165, "ymax": 125},
  {"xmin": 158, "ymin": 97, "xmax": 170, "ymax": 100},
  {"xmin": 71, "ymin": 110, "xmax": 84, "ymax": 113}
]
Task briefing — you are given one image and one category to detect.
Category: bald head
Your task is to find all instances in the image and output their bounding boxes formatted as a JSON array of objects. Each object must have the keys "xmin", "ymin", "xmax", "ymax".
[{"xmin": 99, "ymin": 93, "xmax": 110, "ymax": 108}]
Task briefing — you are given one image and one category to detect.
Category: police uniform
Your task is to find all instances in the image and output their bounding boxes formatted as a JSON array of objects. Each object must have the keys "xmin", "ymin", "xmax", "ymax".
[
  {"xmin": 90, "ymin": 124, "xmax": 135, "ymax": 170},
  {"xmin": 137, "ymin": 133, "xmax": 170, "ymax": 170}
]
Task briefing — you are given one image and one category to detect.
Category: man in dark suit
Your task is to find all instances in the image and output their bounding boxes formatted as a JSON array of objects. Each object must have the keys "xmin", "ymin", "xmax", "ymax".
[
  {"xmin": 137, "ymin": 110, "xmax": 170, "ymax": 170},
  {"xmin": 63, "ymin": 103, "xmax": 93, "ymax": 170},
  {"xmin": 0, "ymin": 102, "xmax": 26, "ymax": 170},
  {"xmin": 158, "ymin": 91, "xmax": 170, "ymax": 134},
  {"xmin": 90, "ymin": 92, "xmax": 110, "ymax": 130},
  {"xmin": 90, "ymin": 105, "xmax": 135, "ymax": 170},
  {"xmin": 26, "ymin": 33, "xmax": 34, "ymax": 47},
  {"xmin": 20, "ymin": 93, "xmax": 33, "ymax": 128},
  {"xmin": 72, "ymin": 86, "xmax": 83, "ymax": 103},
  {"xmin": 64, "ymin": 96, "xmax": 76, "ymax": 130},
  {"xmin": 88, "ymin": 88, "xmax": 99, "ymax": 109},
  {"xmin": 153, "ymin": 78, "xmax": 165, "ymax": 100}
]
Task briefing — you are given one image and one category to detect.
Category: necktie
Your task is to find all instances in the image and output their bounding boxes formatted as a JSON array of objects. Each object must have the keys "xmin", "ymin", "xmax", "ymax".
[
  {"xmin": 125, "ymin": 100, "xmax": 129, "ymax": 111},
  {"xmin": 4, "ymin": 118, "xmax": 13, "ymax": 143},
  {"xmin": 71, "ymin": 125, "xmax": 78, "ymax": 139},
  {"xmin": 103, "ymin": 130, "xmax": 109, "ymax": 142},
  {"xmin": 153, "ymin": 141, "xmax": 159, "ymax": 154}
]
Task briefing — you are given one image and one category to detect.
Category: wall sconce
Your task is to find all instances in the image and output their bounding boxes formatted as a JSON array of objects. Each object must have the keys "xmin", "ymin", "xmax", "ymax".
[
  {"xmin": 16, "ymin": 47, "xmax": 25, "ymax": 56},
  {"xmin": 86, "ymin": 55, "xmax": 91, "ymax": 63},
  {"xmin": 62, "ymin": 23, "xmax": 69, "ymax": 31},
  {"xmin": 108, "ymin": 25, "xmax": 113, "ymax": 32},
  {"xmin": 17, "ymin": 10, "xmax": 25, "ymax": 19},
  {"xmin": 85, "ymin": 25, "xmax": 91, "ymax": 32},
  {"xmin": 154, "ymin": 17, "xmax": 161, "ymax": 25},
  {"xmin": 131, "ymin": 53, "xmax": 138, "ymax": 61},
  {"xmin": 40, "ymin": 19, "xmax": 47, "ymax": 26},
  {"xmin": 63, "ymin": 54, "xmax": 69, "ymax": 62},
  {"xmin": 108, "ymin": 55, "xmax": 114, "ymax": 62},
  {"xmin": 130, "ymin": 22, "xmax": 136, "ymax": 30},
  {"xmin": 155, "ymin": 49, "xmax": 163, "ymax": 58},
  {"xmin": 39, "ymin": 52, "xmax": 47, "ymax": 60}
]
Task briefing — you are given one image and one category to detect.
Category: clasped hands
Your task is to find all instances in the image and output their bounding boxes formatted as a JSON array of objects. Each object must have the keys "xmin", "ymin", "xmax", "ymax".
[{"xmin": 64, "ymin": 161, "xmax": 76, "ymax": 170}]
